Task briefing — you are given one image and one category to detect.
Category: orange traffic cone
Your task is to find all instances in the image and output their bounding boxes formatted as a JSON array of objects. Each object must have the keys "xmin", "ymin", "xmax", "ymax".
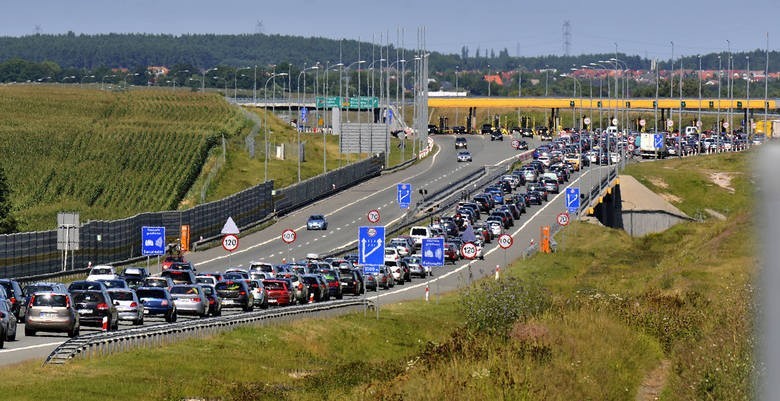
[
  {"xmin": 308, "ymin": 292, "xmax": 315, "ymax": 304},
  {"xmin": 101, "ymin": 316, "xmax": 109, "ymax": 332}
]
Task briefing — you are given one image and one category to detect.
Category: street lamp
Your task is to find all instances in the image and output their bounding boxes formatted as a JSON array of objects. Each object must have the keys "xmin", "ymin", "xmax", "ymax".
[
  {"xmin": 296, "ymin": 65, "xmax": 318, "ymax": 182},
  {"xmin": 234, "ymin": 67, "xmax": 251, "ymax": 101},
  {"xmin": 746, "ymin": 55, "xmax": 750, "ymax": 137},
  {"xmin": 201, "ymin": 67, "xmax": 218, "ymax": 92},
  {"xmin": 561, "ymin": 72, "xmax": 580, "ymax": 130},
  {"xmin": 101, "ymin": 74, "xmax": 116, "ymax": 90},
  {"xmin": 264, "ymin": 72, "xmax": 288, "ymax": 183}
]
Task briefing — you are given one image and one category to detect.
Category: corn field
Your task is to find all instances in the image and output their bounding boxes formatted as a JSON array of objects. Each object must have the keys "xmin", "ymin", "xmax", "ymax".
[{"xmin": 0, "ymin": 85, "xmax": 247, "ymax": 230}]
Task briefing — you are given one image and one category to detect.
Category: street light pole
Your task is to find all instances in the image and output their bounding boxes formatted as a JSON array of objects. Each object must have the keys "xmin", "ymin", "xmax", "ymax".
[
  {"xmin": 201, "ymin": 67, "xmax": 217, "ymax": 92},
  {"xmin": 264, "ymin": 72, "xmax": 288, "ymax": 183}
]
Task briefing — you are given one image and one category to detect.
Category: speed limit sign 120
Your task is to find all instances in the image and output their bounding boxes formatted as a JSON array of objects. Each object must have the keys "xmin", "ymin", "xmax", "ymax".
[
  {"xmin": 461, "ymin": 242, "xmax": 478, "ymax": 259},
  {"xmin": 281, "ymin": 228, "xmax": 297, "ymax": 244},
  {"xmin": 498, "ymin": 234, "xmax": 513, "ymax": 249},
  {"xmin": 222, "ymin": 234, "xmax": 239, "ymax": 252}
]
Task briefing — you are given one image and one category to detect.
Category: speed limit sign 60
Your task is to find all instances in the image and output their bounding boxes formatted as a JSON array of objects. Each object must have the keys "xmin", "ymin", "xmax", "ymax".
[
  {"xmin": 281, "ymin": 228, "xmax": 297, "ymax": 244},
  {"xmin": 222, "ymin": 234, "xmax": 239, "ymax": 252},
  {"xmin": 498, "ymin": 234, "xmax": 513, "ymax": 249},
  {"xmin": 461, "ymin": 242, "xmax": 478, "ymax": 259}
]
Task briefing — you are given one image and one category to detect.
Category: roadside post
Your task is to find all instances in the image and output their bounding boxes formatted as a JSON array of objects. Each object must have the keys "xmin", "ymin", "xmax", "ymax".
[
  {"xmin": 359, "ymin": 226, "xmax": 385, "ymax": 319},
  {"xmin": 421, "ymin": 238, "xmax": 444, "ymax": 305},
  {"xmin": 498, "ymin": 233, "xmax": 513, "ymax": 273}
]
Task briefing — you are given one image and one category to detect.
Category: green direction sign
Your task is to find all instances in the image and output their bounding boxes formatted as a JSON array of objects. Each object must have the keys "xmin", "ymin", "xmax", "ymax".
[{"xmin": 315, "ymin": 96, "xmax": 379, "ymax": 109}]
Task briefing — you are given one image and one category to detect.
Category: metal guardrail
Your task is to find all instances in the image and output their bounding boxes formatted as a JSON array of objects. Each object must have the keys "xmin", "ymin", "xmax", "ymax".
[{"xmin": 44, "ymin": 299, "xmax": 369, "ymax": 365}]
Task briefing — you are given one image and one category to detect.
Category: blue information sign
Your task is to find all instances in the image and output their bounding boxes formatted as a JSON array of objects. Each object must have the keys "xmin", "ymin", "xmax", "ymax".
[
  {"xmin": 565, "ymin": 187, "xmax": 580, "ymax": 213},
  {"xmin": 654, "ymin": 133, "xmax": 664, "ymax": 149},
  {"xmin": 420, "ymin": 237, "xmax": 445, "ymax": 267},
  {"xmin": 141, "ymin": 226, "xmax": 166, "ymax": 256},
  {"xmin": 397, "ymin": 183, "xmax": 411, "ymax": 209},
  {"xmin": 358, "ymin": 226, "xmax": 385, "ymax": 269}
]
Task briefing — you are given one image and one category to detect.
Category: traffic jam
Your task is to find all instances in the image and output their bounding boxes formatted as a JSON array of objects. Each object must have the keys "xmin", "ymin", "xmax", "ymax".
[{"xmin": 0, "ymin": 132, "xmax": 595, "ymax": 343}]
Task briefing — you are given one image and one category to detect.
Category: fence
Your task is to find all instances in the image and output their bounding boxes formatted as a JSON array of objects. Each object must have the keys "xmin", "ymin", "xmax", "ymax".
[
  {"xmin": 2, "ymin": 153, "xmax": 386, "ymax": 280},
  {"xmin": 1, "ymin": 181, "xmax": 274, "ymax": 278}
]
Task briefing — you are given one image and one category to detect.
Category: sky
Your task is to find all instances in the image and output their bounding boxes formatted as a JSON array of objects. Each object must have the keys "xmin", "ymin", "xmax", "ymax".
[{"xmin": 1, "ymin": 0, "xmax": 776, "ymax": 61}]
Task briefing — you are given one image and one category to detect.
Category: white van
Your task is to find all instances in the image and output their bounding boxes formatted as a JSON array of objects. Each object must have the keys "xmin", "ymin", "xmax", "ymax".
[
  {"xmin": 409, "ymin": 226, "xmax": 433, "ymax": 249},
  {"xmin": 86, "ymin": 265, "xmax": 118, "ymax": 281}
]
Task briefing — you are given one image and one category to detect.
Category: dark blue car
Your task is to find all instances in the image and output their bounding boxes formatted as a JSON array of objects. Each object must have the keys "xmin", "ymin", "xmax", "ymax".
[{"xmin": 136, "ymin": 287, "xmax": 177, "ymax": 323}]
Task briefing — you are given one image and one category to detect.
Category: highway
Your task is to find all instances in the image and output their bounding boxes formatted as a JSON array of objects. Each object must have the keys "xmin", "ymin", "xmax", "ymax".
[{"xmin": 0, "ymin": 133, "xmax": 611, "ymax": 366}]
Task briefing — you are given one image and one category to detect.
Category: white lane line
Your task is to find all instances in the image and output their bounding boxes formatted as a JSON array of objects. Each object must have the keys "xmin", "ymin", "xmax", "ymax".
[
  {"xmin": 195, "ymin": 142, "xmax": 445, "ymax": 266},
  {"xmin": 0, "ymin": 341, "xmax": 62, "ymax": 353}
]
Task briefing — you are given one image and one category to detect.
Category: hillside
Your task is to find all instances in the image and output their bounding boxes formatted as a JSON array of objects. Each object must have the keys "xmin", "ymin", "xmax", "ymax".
[{"xmin": 0, "ymin": 85, "xmax": 248, "ymax": 230}]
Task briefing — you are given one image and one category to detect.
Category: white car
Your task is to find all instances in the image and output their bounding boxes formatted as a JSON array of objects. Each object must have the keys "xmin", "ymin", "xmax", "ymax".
[
  {"xmin": 384, "ymin": 247, "xmax": 400, "ymax": 263},
  {"xmin": 389, "ymin": 238, "xmax": 412, "ymax": 256},
  {"xmin": 86, "ymin": 265, "xmax": 118, "ymax": 281}
]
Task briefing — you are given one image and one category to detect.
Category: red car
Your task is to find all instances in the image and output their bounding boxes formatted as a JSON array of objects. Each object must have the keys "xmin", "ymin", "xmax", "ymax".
[
  {"xmin": 262, "ymin": 279, "xmax": 292, "ymax": 306},
  {"xmin": 444, "ymin": 243, "xmax": 460, "ymax": 264}
]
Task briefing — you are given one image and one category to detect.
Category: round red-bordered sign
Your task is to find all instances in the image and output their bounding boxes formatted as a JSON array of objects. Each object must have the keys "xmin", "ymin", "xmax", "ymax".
[
  {"xmin": 460, "ymin": 242, "xmax": 478, "ymax": 259},
  {"xmin": 222, "ymin": 234, "xmax": 239, "ymax": 252},
  {"xmin": 498, "ymin": 234, "xmax": 513, "ymax": 249},
  {"xmin": 367, "ymin": 209, "xmax": 381, "ymax": 224},
  {"xmin": 557, "ymin": 212, "xmax": 570, "ymax": 226},
  {"xmin": 281, "ymin": 229, "xmax": 296, "ymax": 244}
]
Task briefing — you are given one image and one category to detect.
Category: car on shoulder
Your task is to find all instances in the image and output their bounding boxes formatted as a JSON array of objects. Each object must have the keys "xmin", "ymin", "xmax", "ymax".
[
  {"xmin": 306, "ymin": 214, "xmax": 328, "ymax": 230},
  {"xmin": 215, "ymin": 280, "xmax": 254, "ymax": 312},
  {"xmin": 24, "ymin": 292, "xmax": 79, "ymax": 338},
  {"xmin": 71, "ymin": 289, "xmax": 119, "ymax": 331},
  {"xmin": 169, "ymin": 284, "xmax": 210, "ymax": 317},
  {"xmin": 455, "ymin": 137, "xmax": 468, "ymax": 149},
  {"xmin": 0, "ymin": 279, "xmax": 25, "ymax": 322},
  {"xmin": 107, "ymin": 289, "xmax": 145, "ymax": 326},
  {"xmin": 136, "ymin": 287, "xmax": 178, "ymax": 323},
  {"xmin": 262, "ymin": 279, "xmax": 293, "ymax": 306}
]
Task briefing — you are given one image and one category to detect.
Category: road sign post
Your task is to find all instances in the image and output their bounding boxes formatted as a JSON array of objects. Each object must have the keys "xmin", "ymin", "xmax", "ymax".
[
  {"xmin": 421, "ymin": 237, "xmax": 444, "ymax": 271},
  {"xmin": 359, "ymin": 226, "xmax": 385, "ymax": 271},
  {"xmin": 497, "ymin": 233, "xmax": 513, "ymax": 272},
  {"xmin": 397, "ymin": 183, "xmax": 411, "ymax": 209},
  {"xmin": 565, "ymin": 187, "xmax": 580, "ymax": 213},
  {"xmin": 281, "ymin": 228, "xmax": 296, "ymax": 263}
]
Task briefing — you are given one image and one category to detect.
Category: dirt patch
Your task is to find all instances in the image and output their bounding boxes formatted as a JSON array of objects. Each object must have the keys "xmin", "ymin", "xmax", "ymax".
[
  {"xmin": 636, "ymin": 359, "xmax": 671, "ymax": 401},
  {"xmin": 510, "ymin": 322, "xmax": 549, "ymax": 343},
  {"xmin": 659, "ymin": 192, "xmax": 682, "ymax": 204},
  {"xmin": 648, "ymin": 177, "xmax": 669, "ymax": 189},
  {"xmin": 709, "ymin": 172, "xmax": 737, "ymax": 193}
]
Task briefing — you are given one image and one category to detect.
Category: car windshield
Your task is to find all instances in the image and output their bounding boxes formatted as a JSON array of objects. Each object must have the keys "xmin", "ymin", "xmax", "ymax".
[
  {"xmin": 73, "ymin": 291, "xmax": 105, "ymax": 303},
  {"xmin": 32, "ymin": 294, "xmax": 68, "ymax": 307},
  {"xmin": 109, "ymin": 291, "xmax": 134, "ymax": 301},
  {"xmin": 310, "ymin": 215, "xmax": 324, "ymax": 220},
  {"xmin": 25, "ymin": 284, "xmax": 54, "ymax": 295},
  {"xmin": 91, "ymin": 268, "xmax": 112, "ymax": 275},
  {"xmin": 216, "ymin": 282, "xmax": 241, "ymax": 291},
  {"xmin": 101, "ymin": 280, "xmax": 125, "ymax": 288},
  {"xmin": 145, "ymin": 279, "xmax": 168, "ymax": 287},
  {"xmin": 264, "ymin": 281, "xmax": 286, "ymax": 290},
  {"xmin": 170, "ymin": 286, "xmax": 199, "ymax": 295},
  {"xmin": 137, "ymin": 289, "xmax": 166, "ymax": 299}
]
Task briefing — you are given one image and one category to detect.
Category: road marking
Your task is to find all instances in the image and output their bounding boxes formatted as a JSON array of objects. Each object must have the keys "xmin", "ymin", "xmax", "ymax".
[{"xmin": 0, "ymin": 341, "xmax": 62, "ymax": 354}]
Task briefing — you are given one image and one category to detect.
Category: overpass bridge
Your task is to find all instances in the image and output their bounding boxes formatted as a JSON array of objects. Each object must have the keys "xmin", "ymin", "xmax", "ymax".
[{"xmin": 428, "ymin": 97, "xmax": 778, "ymax": 110}]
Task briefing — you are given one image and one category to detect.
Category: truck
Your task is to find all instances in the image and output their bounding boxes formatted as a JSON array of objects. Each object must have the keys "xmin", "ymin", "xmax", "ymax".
[
  {"xmin": 639, "ymin": 132, "xmax": 667, "ymax": 159},
  {"xmin": 755, "ymin": 120, "xmax": 780, "ymax": 139}
]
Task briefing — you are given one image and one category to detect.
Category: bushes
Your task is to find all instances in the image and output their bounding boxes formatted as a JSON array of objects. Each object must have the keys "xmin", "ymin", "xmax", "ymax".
[{"xmin": 459, "ymin": 277, "xmax": 551, "ymax": 338}]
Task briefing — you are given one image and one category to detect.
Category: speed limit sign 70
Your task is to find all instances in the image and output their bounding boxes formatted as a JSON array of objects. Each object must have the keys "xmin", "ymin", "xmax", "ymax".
[
  {"xmin": 461, "ymin": 242, "xmax": 478, "ymax": 259},
  {"xmin": 498, "ymin": 234, "xmax": 513, "ymax": 249},
  {"xmin": 367, "ymin": 209, "xmax": 381, "ymax": 224},
  {"xmin": 222, "ymin": 234, "xmax": 239, "ymax": 252},
  {"xmin": 281, "ymin": 229, "xmax": 297, "ymax": 244}
]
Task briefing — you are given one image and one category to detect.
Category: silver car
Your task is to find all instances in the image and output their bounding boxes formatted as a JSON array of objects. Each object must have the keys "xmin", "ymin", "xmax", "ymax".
[
  {"xmin": 169, "ymin": 284, "xmax": 209, "ymax": 318},
  {"xmin": 108, "ymin": 289, "xmax": 145, "ymax": 326},
  {"xmin": 0, "ymin": 299, "xmax": 18, "ymax": 346},
  {"xmin": 24, "ymin": 292, "xmax": 79, "ymax": 338}
]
